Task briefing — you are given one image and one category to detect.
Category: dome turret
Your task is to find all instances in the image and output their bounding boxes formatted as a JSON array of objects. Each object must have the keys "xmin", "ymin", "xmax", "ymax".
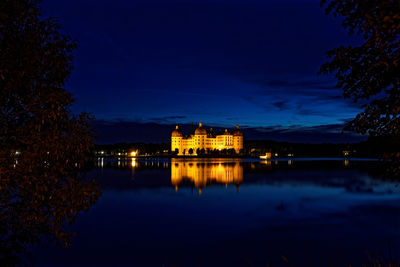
[
  {"xmin": 195, "ymin": 122, "xmax": 207, "ymax": 135},
  {"xmin": 172, "ymin": 125, "xmax": 183, "ymax": 137},
  {"xmin": 233, "ymin": 125, "xmax": 243, "ymax": 136}
]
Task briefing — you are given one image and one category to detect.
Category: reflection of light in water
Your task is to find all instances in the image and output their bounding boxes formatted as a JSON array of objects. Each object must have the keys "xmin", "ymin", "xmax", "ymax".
[
  {"xmin": 344, "ymin": 160, "xmax": 349, "ymax": 167},
  {"xmin": 261, "ymin": 160, "xmax": 271, "ymax": 166},
  {"xmin": 131, "ymin": 158, "xmax": 137, "ymax": 178},
  {"xmin": 118, "ymin": 158, "xmax": 120, "ymax": 167},
  {"xmin": 100, "ymin": 157, "xmax": 104, "ymax": 168},
  {"xmin": 274, "ymin": 160, "xmax": 278, "ymax": 165},
  {"xmin": 288, "ymin": 160, "xmax": 293, "ymax": 165},
  {"xmin": 171, "ymin": 159, "xmax": 243, "ymax": 194}
]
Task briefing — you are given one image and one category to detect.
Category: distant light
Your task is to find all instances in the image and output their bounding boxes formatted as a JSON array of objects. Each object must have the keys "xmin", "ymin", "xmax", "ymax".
[
  {"xmin": 260, "ymin": 153, "xmax": 271, "ymax": 159},
  {"xmin": 130, "ymin": 151, "xmax": 137, "ymax": 157}
]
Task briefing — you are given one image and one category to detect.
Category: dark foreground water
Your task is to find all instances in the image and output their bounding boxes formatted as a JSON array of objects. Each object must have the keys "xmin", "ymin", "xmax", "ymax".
[{"xmin": 35, "ymin": 158, "xmax": 400, "ymax": 266}]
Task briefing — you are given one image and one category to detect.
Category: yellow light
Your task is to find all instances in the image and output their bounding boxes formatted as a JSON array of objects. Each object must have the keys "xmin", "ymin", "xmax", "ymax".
[
  {"xmin": 260, "ymin": 153, "xmax": 271, "ymax": 159},
  {"xmin": 131, "ymin": 158, "xmax": 136, "ymax": 167},
  {"xmin": 130, "ymin": 151, "xmax": 137, "ymax": 157}
]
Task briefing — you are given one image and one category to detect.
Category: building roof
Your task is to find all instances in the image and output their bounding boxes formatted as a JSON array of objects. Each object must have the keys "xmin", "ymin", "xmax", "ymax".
[
  {"xmin": 207, "ymin": 128, "xmax": 216, "ymax": 138},
  {"xmin": 172, "ymin": 123, "xmax": 243, "ymax": 137},
  {"xmin": 233, "ymin": 125, "xmax": 243, "ymax": 136},
  {"xmin": 222, "ymin": 129, "xmax": 230, "ymax": 135},
  {"xmin": 171, "ymin": 125, "xmax": 183, "ymax": 137},
  {"xmin": 195, "ymin": 122, "xmax": 207, "ymax": 135}
]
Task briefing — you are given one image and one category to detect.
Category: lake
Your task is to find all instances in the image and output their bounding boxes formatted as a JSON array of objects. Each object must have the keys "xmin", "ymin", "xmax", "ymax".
[{"xmin": 34, "ymin": 158, "xmax": 400, "ymax": 266}]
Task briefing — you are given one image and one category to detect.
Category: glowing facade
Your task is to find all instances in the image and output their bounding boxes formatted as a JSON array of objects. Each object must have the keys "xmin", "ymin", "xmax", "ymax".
[{"xmin": 171, "ymin": 123, "xmax": 243, "ymax": 155}]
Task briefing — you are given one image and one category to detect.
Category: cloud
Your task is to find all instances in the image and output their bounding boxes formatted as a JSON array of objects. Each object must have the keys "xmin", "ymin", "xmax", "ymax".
[
  {"xmin": 147, "ymin": 115, "xmax": 187, "ymax": 123},
  {"xmin": 272, "ymin": 100, "xmax": 289, "ymax": 111},
  {"xmin": 92, "ymin": 119, "xmax": 366, "ymax": 144},
  {"xmin": 263, "ymin": 79, "xmax": 337, "ymax": 90},
  {"xmin": 233, "ymin": 74, "xmax": 361, "ymax": 121}
]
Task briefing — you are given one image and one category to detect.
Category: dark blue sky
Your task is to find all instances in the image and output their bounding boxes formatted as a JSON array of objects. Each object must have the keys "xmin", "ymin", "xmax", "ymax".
[{"xmin": 42, "ymin": 0, "xmax": 364, "ymax": 143}]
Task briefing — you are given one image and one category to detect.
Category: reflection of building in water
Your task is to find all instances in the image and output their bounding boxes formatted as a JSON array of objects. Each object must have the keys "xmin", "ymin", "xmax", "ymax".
[
  {"xmin": 171, "ymin": 123, "xmax": 243, "ymax": 155},
  {"xmin": 171, "ymin": 159, "xmax": 243, "ymax": 194}
]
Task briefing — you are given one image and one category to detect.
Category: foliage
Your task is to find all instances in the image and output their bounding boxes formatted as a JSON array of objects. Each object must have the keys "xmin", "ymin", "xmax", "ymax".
[
  {"xmin": 197, "ymin": 148, "xmax": 206, "ymax": 155},
  {"xmin": 0, "ymin": 0, "xmax": 101, "ymax": 265},
  {"xmin": 320, "ymin": 0, "xmax": 400, "ymax": 137}
]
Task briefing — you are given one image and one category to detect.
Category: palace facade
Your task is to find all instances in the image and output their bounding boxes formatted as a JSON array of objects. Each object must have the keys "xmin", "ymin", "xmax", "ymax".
[{"xmin": 171, "ymin": 122, "xmax": 243, "ymax": 155}]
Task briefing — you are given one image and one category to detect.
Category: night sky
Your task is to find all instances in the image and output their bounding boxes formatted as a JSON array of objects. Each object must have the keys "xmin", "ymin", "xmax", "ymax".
[{"xmin": 42, "ymin": 0, "xmax": 364, "ymax": 143}]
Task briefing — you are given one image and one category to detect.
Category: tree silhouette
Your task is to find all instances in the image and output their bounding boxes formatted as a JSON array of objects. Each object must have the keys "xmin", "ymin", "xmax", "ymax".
[
  {"xmin": 320, "ymin": 0, "xmax": 400, "ymax": 137},
  {"xmin": 0, "ymin": 0, "xmax": 101, "ymax": 265}
]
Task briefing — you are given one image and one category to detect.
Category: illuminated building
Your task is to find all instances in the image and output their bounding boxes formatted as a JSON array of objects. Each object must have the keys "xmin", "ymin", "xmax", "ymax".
[
  {"xmin": 171, "ymin": 122, "xmax": 243, "ymax": 155},
  {"xmin": 170, "ymin": 159, "xmax": 243, "ymax": 193}
]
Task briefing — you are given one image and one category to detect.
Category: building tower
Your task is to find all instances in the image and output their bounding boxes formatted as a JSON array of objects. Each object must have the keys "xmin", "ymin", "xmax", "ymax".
[
  {"xmin": 194, "ymin": 122, "xmax": 207, "ymax": 153},
  {"xmin": 233, "ymin": 125, "xmax": 243, "ymax": 154},
  {"xmin": 171, "ymin": 125, "xmax": 183, "ymax": 155}
]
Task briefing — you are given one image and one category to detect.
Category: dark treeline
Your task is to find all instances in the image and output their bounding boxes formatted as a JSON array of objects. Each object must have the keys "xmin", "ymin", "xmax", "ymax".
[
  {"xmin": 95, "ymin": 142, "xmax": 170, "ymax": 156},
  {"xmin": 245, "ymin": 136, "xmax": 400, "ymax": 158},
  {"xmin": 94, "ymin": 136, "xmax": 400, "ymax": 158}
]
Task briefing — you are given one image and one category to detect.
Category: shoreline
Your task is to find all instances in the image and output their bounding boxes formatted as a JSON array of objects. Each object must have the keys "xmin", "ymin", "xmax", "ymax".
[{"xmin": 93, "ymin": 155, "xmax": 379, "ymax": 161}]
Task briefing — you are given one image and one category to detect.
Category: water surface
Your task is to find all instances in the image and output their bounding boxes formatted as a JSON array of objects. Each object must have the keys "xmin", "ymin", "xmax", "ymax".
[{"xmin": 35, "ymin": 158, "xmax": 400, "ymax": 266}]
